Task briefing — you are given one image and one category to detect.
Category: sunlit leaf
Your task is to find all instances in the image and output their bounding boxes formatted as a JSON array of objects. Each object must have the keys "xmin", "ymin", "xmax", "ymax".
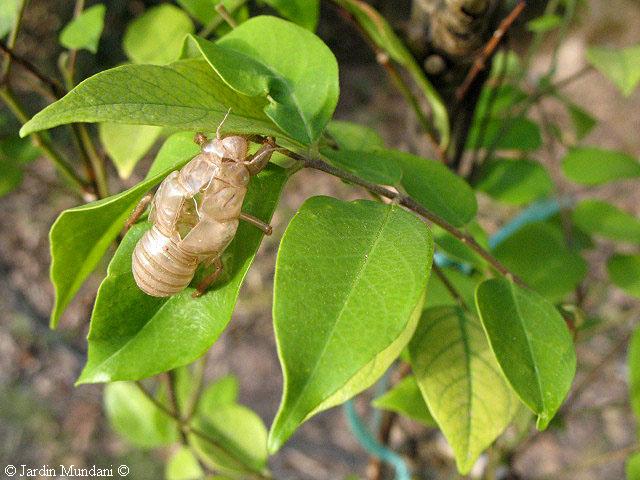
[
  {"xmin": 475, "ymin": 278, "xmax": 576, "ymax": 429},
  {"xmin": 99, "ymin": 123, "xmax": 163, "ymax": 179},
  {"xmin": 188, "ymin": 16, "xmax": 339, "ymax": 144},
  {"xmin": 104, "ymin": 382, "xmax": 177, "ymax": 448},
  {"xmin": 587, "ymin": 44, "xmax": 640, "ymax": 97},
  {"xmin": 474, "ymin": 158, "xmax": 553, "ymax": 205},
  {"xmin": 59, "ymin": 4, "xmax": 106, "ymax": 54},
  {"xmin": 269, "ymin": 196, "xmax": 433, "ymax": 451},
  {"xmin": 409, "ymin": 306, "xmax": 518, "ymax": 473},
  {"xmin": 124, "ymin": 4, "xmax": 194, "ymax": 65}
]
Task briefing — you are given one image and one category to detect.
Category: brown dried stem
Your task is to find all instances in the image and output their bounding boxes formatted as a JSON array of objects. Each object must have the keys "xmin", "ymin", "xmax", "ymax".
[{"xmin": 456, "ymin": 1, "xmax": 527, "ymax": 102}]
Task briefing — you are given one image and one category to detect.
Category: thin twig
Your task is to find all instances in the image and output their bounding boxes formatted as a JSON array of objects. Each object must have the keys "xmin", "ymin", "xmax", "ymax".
[
  {"xmin": 432, "ymin": 263, "xmax": 470, "ymax": 311},
  {"xmin": 279, "ymin": 147, "xmax": 527, "ymax": 287},
  {"xmin": 134, "ymin": 381, "xmax": 271, "ymax": 479},
  {"xmin": 532, "ymin": 444, "xmax": 638, "ymax": 479},
  {"xmin": 456, "ymin": 1, "xmax": 527, "ymax": 101},
  {"xmin": 62, "ymin": 0, "xmax": 86, "ymax": 90},
  {"xmin": 0, "ymin": 0, "xmax": 27, "ymax": 82},
  {"xmin": 560, "ymin": 331, "xmax": 633, "ymax": 414},
  {"xmin": 0, "ymin": 87, "xmax": 89, "ymax": 196},
  {"xmin": 215, "ymin": 3, "xmax": 238, "ymax": 28},
  {"xmin": 0, "ymin": 41, "xmax": 65, "ymax": 97},
  {"xmin": 331, "ymin": 3, "xmax": 446, "ymax": 161}
]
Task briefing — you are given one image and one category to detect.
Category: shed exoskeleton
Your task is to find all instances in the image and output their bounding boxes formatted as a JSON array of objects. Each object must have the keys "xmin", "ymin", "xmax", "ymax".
[{"xmin": 128, "ymin": 129, "xmax": 276, "ymax": 298}]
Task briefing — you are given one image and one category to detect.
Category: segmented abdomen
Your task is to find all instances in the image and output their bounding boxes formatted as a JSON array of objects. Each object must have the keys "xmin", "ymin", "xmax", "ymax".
[{"xmin": 132, "ymin": 226, "xmax": 199, "ymax": 297}]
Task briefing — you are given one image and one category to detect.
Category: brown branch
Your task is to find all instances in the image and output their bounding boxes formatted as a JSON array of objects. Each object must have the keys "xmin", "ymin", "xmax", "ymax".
[
  {"xmin": 134, "ymin": 381, "xmax": 271, "ymax": 479},
  {"xmin": 0, "ymin": 41, "xmax": 65, "ymax": 98},
  {"xmin": 456, "ymin": 1, "xmax": 527, "ymax": 102},
  {"xmin": 279, "ymin": 147, "xmax": 527, "ymax": 287}
]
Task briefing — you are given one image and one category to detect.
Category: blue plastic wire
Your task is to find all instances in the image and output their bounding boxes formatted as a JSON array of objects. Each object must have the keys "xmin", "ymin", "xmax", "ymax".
[
  {"xmin": 344, "ymin": 399, "xmax": 411, "ymax": 480},
  {"xmin": 344, "ymin": 196, "xmax": 574, "ymax": 478}
]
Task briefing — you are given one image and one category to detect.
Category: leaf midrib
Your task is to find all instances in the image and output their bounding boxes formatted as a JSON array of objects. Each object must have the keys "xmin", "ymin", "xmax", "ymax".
[
  {"xmin": 280, "ymin": 205, "xmax": 395, "ymax": 422},
  {"xmin": 509, "ymin": 281, "xmax": 545, "ymax": 412}
]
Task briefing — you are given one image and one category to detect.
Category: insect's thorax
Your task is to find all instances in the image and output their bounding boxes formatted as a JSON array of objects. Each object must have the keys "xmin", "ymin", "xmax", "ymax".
[{"xmin": 199, "ymin": 162, "xmax": 250, "ymax": 221}]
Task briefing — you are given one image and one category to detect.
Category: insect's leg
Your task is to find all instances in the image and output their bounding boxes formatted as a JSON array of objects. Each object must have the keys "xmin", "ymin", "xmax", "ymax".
[
  {"xmin": 192, "ymin": 256, "xmax": 223, "ymax": 298},
  {"xmin": 244, "ymin": 137, "xmax": 277, "ymax": 176},
  {"xmin": 125, "ymin": 193, "xmax": 153, "ymax": 231},
  {"xmin": 239, "ymin": 212, "xmax": 272, "ymax": 235}
]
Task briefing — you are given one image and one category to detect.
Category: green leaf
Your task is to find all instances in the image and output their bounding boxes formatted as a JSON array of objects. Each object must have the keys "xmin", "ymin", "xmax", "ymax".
[
  {"xmin": 325, "ymin": 120, "xmax": 385, "ymax": 151},
  {"xmin": 47, "ymin": 132, "xmax": 198, "ymax": 328},
  {"xmin": 166, "ymin": 447, "xmax": 204, "ymax": 480},
  {"xmin": 49, "ymin": 134, "xmax": 198, "ymax": 328},
  {"xmin": 99, "ymin": 123, "xmax": 163, "ymax": 179},
  {"xmin": 408, "ymin": 306, "xmax": 518, "ymax": 474},
  {"xmin": 124, "ymin": 4, "xmax": 194, "ymax": 65},
  {"xmin": 269, "ymin": 196, "xmax": 433, "ymax": 451},
  {"xmin": 425, "ymin": 267, "xmax": 480, "ymax": 309},
  {"xmin": 198, "ymin": 375, "xmax": 240, "ymax": 413},
  {"xmin": 191, "ymin": 403, "xmax": 268, "ymax": 474},
  {"xmin": 433, "ymin": 224, "xmax": 488, "ymax": 270},
  {"xmin": 334, "ymin": 0, "xmax": 449, "ymax": 148},
  {"xmin": 59, "ymin": 4, "xmax": 106, "ymax": 54},
  {"xmin": 467, "ymin": 117, "xmax": 542, "ymax": 152},
  {"xmin": 608, "ymin": 254, "xmax": 640, "ymax": 298},
  {"xmin": 372, "ymin": 376, "xmax": 435, "ymax": 427},
  {"xmin": 104, "ymin": 382, "xmax": 177, "ymax": 448},
  {"xmin": 562, "ymin": 147, "xmax": 640, "ymax": 185},
  {"xmin": 474, "ymin": 158, "xmax": 553, "ymax": 205},
  {"xmin": 188, "ymin": 16, "xmax": 339, "ymax": 144},
  {"xmin": 475, "ymin": 278, "xmax": 577, "ymax": 429},
  {"xmin": 0, "ymin": 136, "xmax": 40, "ymax": 164},
  {"xmin": 474, "ymin": 85, "xmax": 528, "ymax": 119},
  {"xmin": 320, "ymin": 148, "xmax": 402, "ymax": 185},
  {"xmin": 629, "ymin": 326, "xmax": 640, "ymax": 419},
  {"xmin": 391, "ymin": 150, "xmax": 477, "ymax": 226},
  {"xmin": 0, "ymin": 0, "xmax": 20, "ymax": 39},
  {"xmin": 77, "ymin": 166, "xmax": 287, "ymax": 383},
  {"xmin": 527, "ymin": 14, "xmax": 562, "ymax": 33},
  {"xmin": 262, "ymin": 0, "xmax": 320, "ymax": 30},
  {"xmin": 587, "ymin": 44, "xmax": 640, "ymax": 97},
  {"xmin": 627, "ymin": 452, "xmax": 640, "ymax": 480},
  {"xmin": 20, "ymin": 59, "xmax": 283, "ymax": 139},
  {"xmin": 493, "ymin": 222, "xmax": 587, "ymax": 302},
  {"xmin": 0, "ymin": 157, "xmax": 23, "ymax": 197},
  {"xmin": 566, "ymin": 103, "xmax": 596, "ymax": 140},
  {"xmin": 573, "ymin": 199, "xmax": 640, "ymax": 244}
]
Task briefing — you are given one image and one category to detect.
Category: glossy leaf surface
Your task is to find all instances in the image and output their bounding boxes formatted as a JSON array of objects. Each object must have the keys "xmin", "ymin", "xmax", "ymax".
[
  {"xmin": 189, "ymin": 16, "xmax": 339, "ymax": 144},
  {"xmin": 21, "ymin": 59, "xmax": 282, "ymax": 139},
  {"xmin": 270, "ymin": 196, "xmax": 433, "ymax": 451},
  {"xmin": 391, "ymin": 150, "xmax": 477, "ymax": 226},
  {"xmin": 475, "ymin": 278, "xmax": 576, "ymax": 429}
]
